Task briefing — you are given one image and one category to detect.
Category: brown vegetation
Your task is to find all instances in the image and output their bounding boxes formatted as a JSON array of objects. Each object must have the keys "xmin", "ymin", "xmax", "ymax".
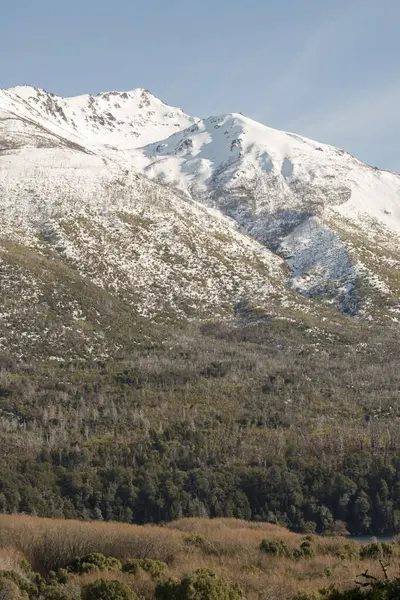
[{"xmin": 0, "ymin": 515, "xmax": 395, "ymax": 600}]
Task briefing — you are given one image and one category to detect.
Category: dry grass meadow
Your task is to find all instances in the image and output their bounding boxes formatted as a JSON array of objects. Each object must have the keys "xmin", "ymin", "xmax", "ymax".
[{"xmin": 0, "ymin": 514, "xmax": 395, "ymax": 599}]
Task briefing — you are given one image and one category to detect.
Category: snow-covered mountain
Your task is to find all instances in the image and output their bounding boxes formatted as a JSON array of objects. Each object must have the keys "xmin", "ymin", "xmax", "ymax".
[
  {"xmin": 132, "ymin": 113, "xmax": 400, "ymax": 318},
  {"xmin": 0, "ymin": 86, "xmax": 196, "ymax": 149},
  {"xmin": 135, "ymin": 112, "xmax": 400, "ymax": 232},
  {"xmin": 1, "ymin": 85, "xmax": 400, "ymax": 361},
  {"xmin": 0, "ymin": 86, "xmax": 310, "ymax": 360}
]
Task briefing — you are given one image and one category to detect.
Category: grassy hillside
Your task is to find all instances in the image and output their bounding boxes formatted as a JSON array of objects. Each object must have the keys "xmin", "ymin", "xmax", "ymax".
[{"xmin": 0, "ymin": 515, "xmax": 398, "ymax": 600}]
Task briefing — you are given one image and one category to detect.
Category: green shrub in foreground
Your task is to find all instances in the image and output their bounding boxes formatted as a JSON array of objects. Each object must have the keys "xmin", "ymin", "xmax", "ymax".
[
  {"xmin": 67, "ymin": 553, "xmax": 122, "ymax": 574},
  {"xmin": 155, "ymin": 568, "xmax": 244, "ymax": 600},
  {"xmin": 81, "ymin": 579, "xmax": 139, "ymax": 600},
  {"xmin": 0, "ymin": 571, "xmax": 37, "ymax": 597},
  {"xmin": 122, "ymin": 558, "xmax": 166, "ymax": 578},
  {"xmin": 259, "ymin": 539, "xmax": 293, "ymax": 558},
  {"xmin": 40, "ymin": 584, "xmax": 72, "ymax": 600},
  {"xmin": 359, "ymin": 541, "xmax": 394, "ymax": 560},
  {"xmin": 298, "ymin": 541, "xmax": 314, "ymax": 558},
  {"xmin": 0, "ymin": 577, "xmax": 28, "ymax": 600}
]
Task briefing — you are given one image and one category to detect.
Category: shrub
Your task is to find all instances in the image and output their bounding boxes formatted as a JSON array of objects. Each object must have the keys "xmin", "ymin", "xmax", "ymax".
[
  {"xmin": 155, "ymin": 568, "xmax": 244, "ymax": 600},
  {"xmin": 47, "ymin": 568, "xmax": 69, "ymax": 586},
  {"xmin": 122, "ymin": 558, "xmax": 166, "ymax": 578},
  {"xmin": 259, "ymin": 539, "xmax": 293, "ymax": 558},
  {"xmin": 261, "ymin": 539, "xmax": 314, "ymax": 560},
  {"xmin": 81, "ymin": 579, "xmax": 139, "ymax": 600},
  {"xmin": 335, "ymin": 542, "xmax": 360, "ymax": 561},
  {"xmin": 359, "ymin": 541, "xmax": 393, "ymax": 560},
  {"xmin": 299, "ymin": 541, "xmax": 314, "ymax": 558},
  {"xmin": 0, "ymin": 571, "xmax": 37, "ymax": 597},
  {"xmin": 0, "ymin": 577, "xmax": 28, "ymax": 600},
  {"xmin": 360, "ymin": 541, "xmax": 382, "ymax": 559},
  {"xmin": 381, "ymin": 542, "xmax": 394, "ymax": 557},
  {"xmin": 67, "ymin": 553, "xmax": 122, "ymax": 574},
  {"xmin": 0, "ymin": 569, "xmax": 72, "ymax": 600},
  {"xmin": 19, "ymin": 560, "xmax": 33, "ymax": 576},
  {"xmin": 40, "ymin": 585, "xmax": 71, "ymax": 600},
  {"xmin": 56, "ymin": 569, "xmax": 69, "ymax": 584}
]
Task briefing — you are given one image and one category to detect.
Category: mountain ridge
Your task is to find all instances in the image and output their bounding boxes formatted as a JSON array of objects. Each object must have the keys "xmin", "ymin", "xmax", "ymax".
[{"xmin": 0, "ymin": 85, "xmax": 197, "ymax": 150}]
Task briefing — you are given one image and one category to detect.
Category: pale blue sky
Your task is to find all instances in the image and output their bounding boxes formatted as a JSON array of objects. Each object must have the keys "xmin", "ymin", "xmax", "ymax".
[{"xmin": 2, "ymin": 0, "xmax": 400, "ymax": 170}]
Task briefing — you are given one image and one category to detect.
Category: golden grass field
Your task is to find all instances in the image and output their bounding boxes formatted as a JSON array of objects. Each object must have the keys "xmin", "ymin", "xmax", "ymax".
[{"xmin": 0, "ymin": 514, "xmax": 394, "ymax": 599}]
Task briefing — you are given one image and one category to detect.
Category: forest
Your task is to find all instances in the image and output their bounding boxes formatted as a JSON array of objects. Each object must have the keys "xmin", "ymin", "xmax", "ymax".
[{"xmin": 1, "ymin": 308, "xmax": 400, "ymax": 536}]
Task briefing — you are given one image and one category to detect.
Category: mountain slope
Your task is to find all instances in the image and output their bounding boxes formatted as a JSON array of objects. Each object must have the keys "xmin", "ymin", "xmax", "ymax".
[
  {"xmin": 132, "ymin": 113, "xmax": 400, "ymax": 318},
  {"xmin": 1, "ymin": 84, "xmax": 400, "ymax": 362},
  {"xmin": 1, "ymin": 89, "xmax": 318, "ymax": 360}
]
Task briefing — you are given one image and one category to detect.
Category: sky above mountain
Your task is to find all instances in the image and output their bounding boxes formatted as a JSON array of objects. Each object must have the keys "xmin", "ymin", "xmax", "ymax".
[{"xmin": 2, "ymin": 0, "xmax": 400, "ymax": 171}]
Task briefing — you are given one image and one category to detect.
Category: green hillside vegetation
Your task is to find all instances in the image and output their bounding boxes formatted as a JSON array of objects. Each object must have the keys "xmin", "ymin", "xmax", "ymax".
[{"xmin": 1, "ymin": 299, "xmax": 400, "ymax": 534}]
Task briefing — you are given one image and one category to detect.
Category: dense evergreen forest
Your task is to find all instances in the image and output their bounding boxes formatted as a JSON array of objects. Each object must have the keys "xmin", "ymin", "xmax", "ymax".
[{"xmin": 1, "ymin": 310, "xmax": 400, "ymax": 535}]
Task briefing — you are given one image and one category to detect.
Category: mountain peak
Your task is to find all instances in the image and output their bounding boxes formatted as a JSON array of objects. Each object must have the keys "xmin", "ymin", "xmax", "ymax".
[{"xmin": 1, "ymin": 84, "xmax": 197, "ymax": 149}]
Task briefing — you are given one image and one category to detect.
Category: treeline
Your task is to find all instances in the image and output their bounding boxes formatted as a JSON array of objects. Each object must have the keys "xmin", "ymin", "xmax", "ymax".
[{"xmin": 0, "ymin": 423, "xmax": 400, "ymax": 535}]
